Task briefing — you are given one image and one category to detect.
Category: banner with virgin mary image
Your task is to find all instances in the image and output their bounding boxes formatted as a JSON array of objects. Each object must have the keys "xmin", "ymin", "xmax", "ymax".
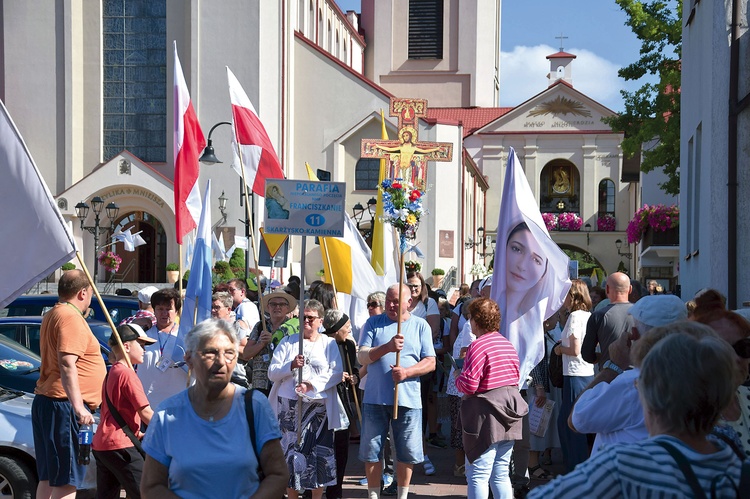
[{"xmin": 490, "ymin": 147, "xmax": 571, "ymax": 386}]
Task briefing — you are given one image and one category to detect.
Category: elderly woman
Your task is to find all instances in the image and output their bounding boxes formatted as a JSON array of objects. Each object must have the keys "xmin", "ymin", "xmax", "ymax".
[
  {"xmin": 323, "ymin": 309, "xmax": 359, "ymax": 499},
  {"xmin": 456, "ymin": 298, "xmax": 528, "ymax": 499},
  {"xmin": 242, "ymin": 290, "xmax": 299, "ymax": 396},
  {"xmin": 529, "ymin": 327, "xmax": 744, "ymax": 497},
  {"xmin": 268, "ymin": 300, "xmax": 346, "ymax": 499},
  {"xmin": 140, "ymin": 319, "xmax": 287, "ymax": 498}
]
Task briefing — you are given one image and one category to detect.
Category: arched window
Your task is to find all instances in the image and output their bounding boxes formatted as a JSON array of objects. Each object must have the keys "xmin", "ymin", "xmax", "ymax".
[
  {"xmin": 335, "ymin": 30, "xmax": 340, "ymax": 59},
  {"xmin": 539, "ymin": 160, "xmax": 581, "ymax": 214},
  {"xmin": 355, "ymin": 159, "xmax": 380, "ymax": 190},
  {"xmin": 318, "ymin": 9, "xmax": 323, "ymax": 45},
  {"xmin": 327, "ymin": 20, "xmax": 331, "ymax": 51},
  {"xmin": 598, "ymin": 179, "xmax": 615, "ymax": 216},
  {"xmin": 310, "ymin": 1, "xmax": 315, "ymax": 39},
  {"xmin": 343, "ymin": 38, "xmax": 348, "ymax": 64}
]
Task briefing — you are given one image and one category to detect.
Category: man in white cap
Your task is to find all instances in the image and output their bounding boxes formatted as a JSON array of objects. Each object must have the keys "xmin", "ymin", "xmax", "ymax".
[
  {"xmin": 569, "ymin": 294, "xmax": 687, "ymax": 455},
  {"xmin": 119, "ymin": 285, "xmax": 159, "ymax": 327}
]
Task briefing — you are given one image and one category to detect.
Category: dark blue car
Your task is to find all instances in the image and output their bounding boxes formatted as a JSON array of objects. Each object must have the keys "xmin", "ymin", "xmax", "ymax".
[
  {"xmin": 2, "ymin": 294, "xmax": 139, "ymax": 325},
  {"xmin": 0, "ymin": 334, "xmax": 41, "ymax": 393}
]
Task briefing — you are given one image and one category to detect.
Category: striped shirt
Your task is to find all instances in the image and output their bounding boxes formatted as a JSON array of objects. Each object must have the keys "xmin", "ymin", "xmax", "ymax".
[
  {"xmin": 527, "ymin": 435, "xmax": 742, "ymax": 499},
  {"xmin": 455, "ymin": 331, "xmax": 519, "ymax": 395}
]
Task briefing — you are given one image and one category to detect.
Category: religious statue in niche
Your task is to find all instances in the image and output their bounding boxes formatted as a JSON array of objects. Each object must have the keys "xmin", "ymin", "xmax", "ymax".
[
  {"xmin": 361, "ymin": 97, "xmax": 453, "ymax": 191},
  {"xmin": 552, "ymin": 167, "xmax": 571, "ymax": 194}
]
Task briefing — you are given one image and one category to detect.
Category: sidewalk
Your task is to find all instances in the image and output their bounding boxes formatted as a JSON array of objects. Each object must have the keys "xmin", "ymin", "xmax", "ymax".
[{"xmin": 342, "ymin": 443, "xmax": 565, "ymax": 498}]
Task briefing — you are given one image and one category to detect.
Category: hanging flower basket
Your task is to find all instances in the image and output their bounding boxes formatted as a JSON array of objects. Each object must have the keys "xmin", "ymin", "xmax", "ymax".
[
  {"xmin": 404, "ymin": 261, "xmax": 421, "ymax": 273},
  {"xmin": 469, "ymin": 263, "xmax": 488, "ymax": 278},
  {"xmin": 98, "ymin": 251, "xmax": 122, "ymax": 273},
  {"xmin": 626, "ymin": 204, "xmax": 679, "ymax": 244},
  {"xmin": 597, "ymin": 214, "xmax": 616, "ymax": 232},
  {"xmin": 380, "ymin": 178, "xmax": 423, "ymax": 240},
  {"xmin": 541, "ymin": 212, "xmax": 558, "ymax": 232},
  {"xmin": 557, "ymin": 212, "xmax": 583, "ymax": 231}
]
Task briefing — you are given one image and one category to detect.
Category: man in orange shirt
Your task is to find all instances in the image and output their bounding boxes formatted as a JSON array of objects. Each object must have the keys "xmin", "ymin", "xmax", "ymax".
[{"xmin": 32, "ymin": 270, "xmax": 106, "ymax": 499}]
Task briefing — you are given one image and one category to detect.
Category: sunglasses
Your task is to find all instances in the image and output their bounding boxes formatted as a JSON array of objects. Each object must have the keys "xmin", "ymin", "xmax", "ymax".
[
  {"xmin": 733, "ymin": 338, "xmax": 750, "ymax": 359},
  {"xmin": 303, "ymin": 315, "xmax": 320, "ymax": 322},
  {"xmin": 367, "ymin": 302, "xmax": 380, "ymax": 308}
]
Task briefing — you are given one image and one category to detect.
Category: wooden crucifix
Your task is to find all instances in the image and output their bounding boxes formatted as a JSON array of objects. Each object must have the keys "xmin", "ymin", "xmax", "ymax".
[{"xmin": 361, "ymin": 97, "xmax": 453, "ymax": 190}]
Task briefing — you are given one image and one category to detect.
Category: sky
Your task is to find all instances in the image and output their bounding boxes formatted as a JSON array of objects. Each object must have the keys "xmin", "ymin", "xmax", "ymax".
[{"xmin": 335, "ymin": 0, "xmax": 668, "ymax": 112}]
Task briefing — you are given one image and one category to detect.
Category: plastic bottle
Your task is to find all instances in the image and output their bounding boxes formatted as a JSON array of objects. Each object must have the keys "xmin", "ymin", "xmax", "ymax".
[{"xmin": 77, "ymin": 424, "xmax": 93, "ymax": 465}]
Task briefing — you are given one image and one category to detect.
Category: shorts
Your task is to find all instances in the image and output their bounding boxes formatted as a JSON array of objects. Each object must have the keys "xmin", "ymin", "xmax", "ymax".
[
  {"xmin": 31, "ymin": 395, "xmax": 88, "ymax": 488},
  {"xmin": 359, "ymin": 404, "xmax": 423, "ymax": 464}
]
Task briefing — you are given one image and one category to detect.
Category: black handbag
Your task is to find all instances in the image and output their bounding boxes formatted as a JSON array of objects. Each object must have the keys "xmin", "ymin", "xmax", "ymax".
[{"xmin": 547, "ymin": 337, "xmax": 564, "ymax": 389}]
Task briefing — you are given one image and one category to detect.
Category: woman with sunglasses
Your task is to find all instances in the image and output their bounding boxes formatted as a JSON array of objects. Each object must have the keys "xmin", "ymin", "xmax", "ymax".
[{"xmin": 268, "ymin": 299, "xmax": 347, "ymax": 499}]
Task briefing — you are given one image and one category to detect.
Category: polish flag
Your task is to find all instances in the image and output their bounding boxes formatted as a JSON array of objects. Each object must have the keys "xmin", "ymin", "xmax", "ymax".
[
  {"xmin": 226, "ymin": 67, "xmax": 284, "ymax": 196},
  {"xmin": 173, "ymin": 42, "xmax": 205, "ymax": 244}
]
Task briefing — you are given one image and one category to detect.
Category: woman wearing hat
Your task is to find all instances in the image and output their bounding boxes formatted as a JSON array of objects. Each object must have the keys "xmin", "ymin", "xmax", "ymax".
[
  {"xmin": 242, "ymin": 290, "xmax": 299, "ymax": 396},
  {"xmin": 92, "ymin": 320, "xmax": 156, "ymax": 499},
  {"xmin": 323, "ymin": 309, "xmax": 359, "ymax": 499}
]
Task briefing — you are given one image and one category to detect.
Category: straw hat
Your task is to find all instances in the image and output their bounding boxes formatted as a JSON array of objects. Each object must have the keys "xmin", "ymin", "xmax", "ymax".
[{"xmin": 260, "ymin": 289, "xmax": 298, "ymax": 311}]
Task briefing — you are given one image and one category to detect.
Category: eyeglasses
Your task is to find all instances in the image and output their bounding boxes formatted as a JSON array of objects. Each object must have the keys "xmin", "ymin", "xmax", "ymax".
[
  {"xmin": 303, "ymin": 315, "xmax": 320, "ymax": 322},
  {"xmin": 210, "ymin": 305, "xmax": 225, "ymax": 310},
  {"xmin": 268, "ymin": 301, "xmax": 289, "ymax": 308},
  {"xmin": 198, "ymin": 348, "xmax": 237, "ymax": 362},
  {"xmin": 228, "ymin": 287, "xmax": 238, "ymax": 293},
  {"xmin": 733, "ymin": 338, "xmax": 750, "ymax": 359},
  {"xmin": 407, "ymin": 284, "xmax": 421, "ymax": 289},
  {"xmin": 367, "ymin": 302, "xmax": 380, "ymax": 308}
]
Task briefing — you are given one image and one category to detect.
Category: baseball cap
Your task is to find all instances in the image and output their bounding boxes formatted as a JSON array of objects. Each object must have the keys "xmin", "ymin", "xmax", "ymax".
[
  {"xmin": 111, "ymin": 323, "xmax": 156, "ymax": 347},
  {"xmin": 629, "ymin": 295, "xmax": 687, "ymax": 329},
  {"xmin": 138, "ymin": 286, "xmax": 159, "ymax": 305},
  {"xmin": 479, "ymin": 274, "xmax": 493, "ymax": 292}
]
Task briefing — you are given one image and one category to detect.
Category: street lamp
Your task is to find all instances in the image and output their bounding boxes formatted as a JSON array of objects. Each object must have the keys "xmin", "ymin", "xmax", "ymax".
[
  {"xmin": 351, "ymin": 198, "xmax": 377, "ymax": 241},
  {"xmin": 75, "ymin": 196, "xmax": 119, "ymax": 283},
  {"xmin": 218, "ymin": 191, "xmax": 228, "ymax": 224},
  {"xmin": 615, "ymin": 239, "xmax": 632, "ymax": 259},
  {"xmin": 198, "ymin": 121, "xmax": 232, "ymax": 164}
]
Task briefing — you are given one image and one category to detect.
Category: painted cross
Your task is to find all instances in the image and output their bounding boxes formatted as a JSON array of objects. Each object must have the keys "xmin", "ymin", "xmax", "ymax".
[{"xmin": 361, "ymin": 97, "xmax": 453, "ymax": 190}]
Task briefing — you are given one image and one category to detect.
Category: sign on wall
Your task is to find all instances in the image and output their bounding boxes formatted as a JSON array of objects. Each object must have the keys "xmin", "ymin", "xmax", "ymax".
[{"xmin": 263, "ymin": 179, "xmax": 346, "ymax": 237}]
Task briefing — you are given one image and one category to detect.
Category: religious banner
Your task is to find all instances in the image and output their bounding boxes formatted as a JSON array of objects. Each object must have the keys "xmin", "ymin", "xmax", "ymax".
[
  {"xmin": 262, "ymin": 179, "xmax": 346, "ymax": 237},
  {"xmin": 361, "ymin": 98, "xmax": 453, "ymax": 191}
]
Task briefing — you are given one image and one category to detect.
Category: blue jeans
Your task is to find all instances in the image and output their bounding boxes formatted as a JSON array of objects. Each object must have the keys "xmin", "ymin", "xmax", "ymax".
[
  {"xmin": 465, "ymin": 440, "xmax": 514, "ymax": 499},
  {"xmin": 558, "ymin": 374, "xmax": 594, "ymax": 472}
]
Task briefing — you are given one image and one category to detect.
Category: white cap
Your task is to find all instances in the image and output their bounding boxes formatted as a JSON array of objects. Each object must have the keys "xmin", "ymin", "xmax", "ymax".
[{"xmin": 138, "ymin": 286, "xmax": 159, "ymax": 305}]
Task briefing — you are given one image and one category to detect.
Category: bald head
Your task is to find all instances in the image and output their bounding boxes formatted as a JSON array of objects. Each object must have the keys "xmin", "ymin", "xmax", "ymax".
[{"xmin": 606, "ymin": 272, "xmax": 631, "ymax": 303}]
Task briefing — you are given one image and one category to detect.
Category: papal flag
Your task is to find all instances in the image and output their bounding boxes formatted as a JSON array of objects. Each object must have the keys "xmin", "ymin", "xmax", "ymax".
[
  {"xmin": 0, "ymin": 99, "xmax": 77, "ymax": 308},
  {"xmin": 490, "ymin": 147, "xmax": 571, "ymax": 385}
]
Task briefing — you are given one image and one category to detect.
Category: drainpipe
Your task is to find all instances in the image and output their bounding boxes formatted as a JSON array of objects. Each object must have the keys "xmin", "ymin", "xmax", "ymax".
[{"xmin": 727, "ymin": 0, "xmax": 740, "ymax": 308}]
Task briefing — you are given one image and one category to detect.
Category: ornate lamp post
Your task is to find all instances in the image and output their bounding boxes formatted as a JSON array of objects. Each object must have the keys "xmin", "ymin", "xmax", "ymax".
[{"xmin": 75, "ymin": 196, "xmax": 119, "ymax": 282}]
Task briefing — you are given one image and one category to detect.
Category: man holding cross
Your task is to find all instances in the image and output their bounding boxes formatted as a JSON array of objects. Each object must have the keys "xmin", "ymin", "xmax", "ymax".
[{"xmin": 358, "ymin": 283, "xmax": 435, "ymax": 499}]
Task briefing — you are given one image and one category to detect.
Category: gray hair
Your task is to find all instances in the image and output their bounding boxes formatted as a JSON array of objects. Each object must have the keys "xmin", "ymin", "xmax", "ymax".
[
  {"xmin": 212, "ymin": 291, "xmax": 233, "ymax": 309},
  {"xmin": 323, "ymin": 308, "xmax": 346, "ymax": 330},
  {"xmin": 303, "ymin": 299, "xmax": 325, "ymax": 319},
  {"xmin": 639, "ymin": 329, "xmax": 736, "ymax": 436},
  {"xmin": 366, "ymin": 291, "xmax": 386, "ymax": 308},
  {"xmin": 185, "ymin": 319, "xmax": 239, "ymax": 355}
]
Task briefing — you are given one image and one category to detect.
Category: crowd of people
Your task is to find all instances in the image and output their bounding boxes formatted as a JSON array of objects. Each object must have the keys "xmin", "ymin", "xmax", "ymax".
[{"xmin": 30, "ymin": 268, "xmax": 749, "ymax": 498}]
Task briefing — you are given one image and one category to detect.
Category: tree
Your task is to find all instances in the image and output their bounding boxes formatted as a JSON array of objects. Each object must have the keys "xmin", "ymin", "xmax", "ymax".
[{"xmin": 603, "ymin": 0, "xmax": 682, "ymax": 195}]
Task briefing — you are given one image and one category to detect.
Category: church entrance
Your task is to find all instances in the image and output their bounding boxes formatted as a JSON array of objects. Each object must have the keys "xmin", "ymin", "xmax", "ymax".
[{"xmin": 110, "ymin": 211, "xmax": 167, "ymax": 283}]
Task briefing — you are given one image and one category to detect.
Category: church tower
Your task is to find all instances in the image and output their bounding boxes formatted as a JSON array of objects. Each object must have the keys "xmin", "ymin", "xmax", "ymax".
[
  {"xmin": 360, "ymin": 0, "xmax": 501, "ymax": 107},
  {"xmin": 547, "ymin": 50, "xmax": 576, "ymax": 87}
]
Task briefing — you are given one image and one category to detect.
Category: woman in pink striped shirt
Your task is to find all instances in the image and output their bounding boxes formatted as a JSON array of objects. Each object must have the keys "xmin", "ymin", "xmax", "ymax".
[{"xmin": 456, "ymin": 298, "xmax": 528, "ymax": 499}]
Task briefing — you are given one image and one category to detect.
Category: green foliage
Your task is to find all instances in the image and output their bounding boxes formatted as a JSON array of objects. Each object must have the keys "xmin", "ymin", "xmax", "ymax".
[
  {"xmin": 165, "ymin": 262, "xmax": 180, "ymax": 271},
  {"xmin": 61, "ymin": 262, "xmax": 76, "ymax": 271},
  {"xmin": 213, "ymin": 261, "xmax": 235, "ymax": 281},
  {"xmin": 431, "ymin": 268, "xmax": 445, "ymax": 276},
  {"xmin": 602, "ymin": 0, "xmax": 682, "ymax": 195},
  {"xmin": 229, "ymin": 248, "xmax": 245, "ymax": 269},
  {"xmin": 183, "ymin": 269, "xmax": 190, "ymax": 281}
]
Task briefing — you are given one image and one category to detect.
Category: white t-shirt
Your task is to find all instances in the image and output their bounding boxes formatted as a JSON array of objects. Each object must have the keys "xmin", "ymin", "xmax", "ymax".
[
  {"xmin": 235, "ymin": 299, "xmax": 260, "ymax": 331},
  {"xmin": 410, "ymin": 297, "xmax": 439, "ymax": 320},
  {"xmin": 138, "ymin": 325, "xmax": 190, "ymax": 409},
  {"xmin": 561, "ymin": 310, "xmax": 594, "ymax": 377},
  {"xmin": 446, "ymin": 321, "xmax": 476, "ymax": 397}
]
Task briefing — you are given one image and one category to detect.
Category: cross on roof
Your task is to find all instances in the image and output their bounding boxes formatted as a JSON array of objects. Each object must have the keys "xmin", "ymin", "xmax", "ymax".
[{"xmin": 555, "ymin": 33, "xmax": 568, "ymax": 51}]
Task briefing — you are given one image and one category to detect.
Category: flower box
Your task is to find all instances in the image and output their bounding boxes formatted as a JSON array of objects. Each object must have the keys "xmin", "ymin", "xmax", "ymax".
[
  {"xmin": 642, "ymin": 226, "xmax": 679, "ymax": 249},
  {"xmin": 627, "ymin": 204, "xmax": 679, "ymax": 244},
  {"xmin": 597, "ymin": 214, "xmax": 616, "ymax": 232},
  {"xmin": 557, "ymin": 212, "xmax": 583, "ymax": 231}
]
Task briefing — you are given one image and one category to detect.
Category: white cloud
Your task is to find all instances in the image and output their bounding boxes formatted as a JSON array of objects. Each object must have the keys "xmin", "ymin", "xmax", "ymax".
[{"xmin": 499, "ymin": 44, "xmax": 636, "ymax": 112}]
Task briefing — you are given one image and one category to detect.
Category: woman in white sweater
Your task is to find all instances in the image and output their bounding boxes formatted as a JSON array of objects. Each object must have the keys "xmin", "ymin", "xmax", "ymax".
[{"xmin": 553, "ymin": 279, "xmax": 594, "ymax": 472}]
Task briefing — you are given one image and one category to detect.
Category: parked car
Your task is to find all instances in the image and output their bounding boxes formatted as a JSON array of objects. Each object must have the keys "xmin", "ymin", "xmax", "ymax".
[
  {"xmin": 1, "ymin": 294, "xmax": 140, "ymax": 325},
  {"xmin": 0, "ymin": 337, "xmax": 40, "ymax": 394},
  {"xmin": 0, "ymin": 388, "xmax": 97, "ymax": 497},
  {"xmin": 0, "ymin": 317, "xmax": 111, "ymax": 365}
]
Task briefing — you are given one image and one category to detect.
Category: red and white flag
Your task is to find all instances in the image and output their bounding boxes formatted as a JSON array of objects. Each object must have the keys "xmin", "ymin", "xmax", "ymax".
[
  {"xmin": 173, "ymin": 42, "xmax": 205, "ymax": 244},
  {"xmin": 226, "ymin": 67, "xmax": 284, "ymax": 196}
]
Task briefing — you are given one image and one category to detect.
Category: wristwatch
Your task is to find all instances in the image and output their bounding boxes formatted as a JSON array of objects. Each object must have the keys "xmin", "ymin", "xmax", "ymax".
[{"xmin": 603, "ymin": 360, "xmax": 624, "ymax": 375}]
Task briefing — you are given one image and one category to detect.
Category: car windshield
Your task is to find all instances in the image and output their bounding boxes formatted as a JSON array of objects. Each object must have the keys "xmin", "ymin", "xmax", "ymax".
[{"xmin": 0, "ymin": 337, "xmax": 40, "ymax": 375}]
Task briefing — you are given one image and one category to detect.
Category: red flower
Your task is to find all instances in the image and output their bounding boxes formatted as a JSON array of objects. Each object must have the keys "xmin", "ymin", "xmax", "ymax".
[{"xmin": 392, "ymin": 182, "xmax": 402, "ymax": 189}]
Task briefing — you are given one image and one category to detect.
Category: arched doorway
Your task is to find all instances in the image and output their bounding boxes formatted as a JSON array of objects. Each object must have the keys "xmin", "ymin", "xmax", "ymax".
[
  {"xmin": 559, "ymin": 245, "xmax": 606, "ymax": 286},
  {"xmin": 111, "ymin": 211, "xmax": 167, "ymax": 282}
]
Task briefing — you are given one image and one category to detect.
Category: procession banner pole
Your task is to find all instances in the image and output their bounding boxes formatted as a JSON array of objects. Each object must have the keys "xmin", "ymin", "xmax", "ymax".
[
  {"xmin": 346, "ymin": 352, "xmax": 363, "ymax": 425},
  {"xmin": 75, "ymin": 251, "xmax": 132, "ymax": 370},
  {"xmin": 393, "ymin": 239, "xmax": 405, "ymax": 419},
  {"xmin": 297, "ymin": 235, "xmax": 307, "ymax": 445}
]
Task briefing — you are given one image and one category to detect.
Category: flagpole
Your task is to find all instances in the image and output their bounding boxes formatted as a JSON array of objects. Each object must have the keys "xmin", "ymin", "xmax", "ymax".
[
  {"xmin": 346, "ymin": 352, "xmax": 363, "ymax": 425},
  {"xmin": 234, "ymin": 142, "xmax": 269, "ymax": 335},
  {"xmin": 178, "ymin": 245, "xmax": 184, "ymax": 316},
  {"xmin": 321, "ymin": 239, "xmax": 339, "ymax": 309},
  {"xmin": 297, "ymin": 235, "xmax": 307, "ymax": 445},
  {"xmin": 75, "ymin": 251, "xmax": 132, "ymax": 370}
]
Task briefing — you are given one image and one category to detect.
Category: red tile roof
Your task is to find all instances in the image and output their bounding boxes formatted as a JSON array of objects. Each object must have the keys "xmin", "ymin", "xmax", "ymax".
[
  {"xmin": 425, "ymin": 107, "xmax": 513, "ymax": 137},
  {"xmin": 546, "ymin": 51, "xmax": 577, "ymax": 59}
]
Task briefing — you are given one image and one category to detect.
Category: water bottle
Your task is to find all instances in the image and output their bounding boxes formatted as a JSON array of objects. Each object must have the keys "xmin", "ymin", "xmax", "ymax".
[{"xmin": 77, "ymin": 424, "xmax": 92, "ymax": 465}]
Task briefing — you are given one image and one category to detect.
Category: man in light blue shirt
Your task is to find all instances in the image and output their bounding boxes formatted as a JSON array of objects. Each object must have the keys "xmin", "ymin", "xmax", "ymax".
[{"xmin": 358, "ymin": 283, "xmax": 435, "ymax": 499}]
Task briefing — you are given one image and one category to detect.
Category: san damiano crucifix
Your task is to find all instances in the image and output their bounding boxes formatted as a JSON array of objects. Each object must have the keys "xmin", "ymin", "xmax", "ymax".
[{"xmin": 361, "ymin": 98, "xmax": 453, "ymax": 190}]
